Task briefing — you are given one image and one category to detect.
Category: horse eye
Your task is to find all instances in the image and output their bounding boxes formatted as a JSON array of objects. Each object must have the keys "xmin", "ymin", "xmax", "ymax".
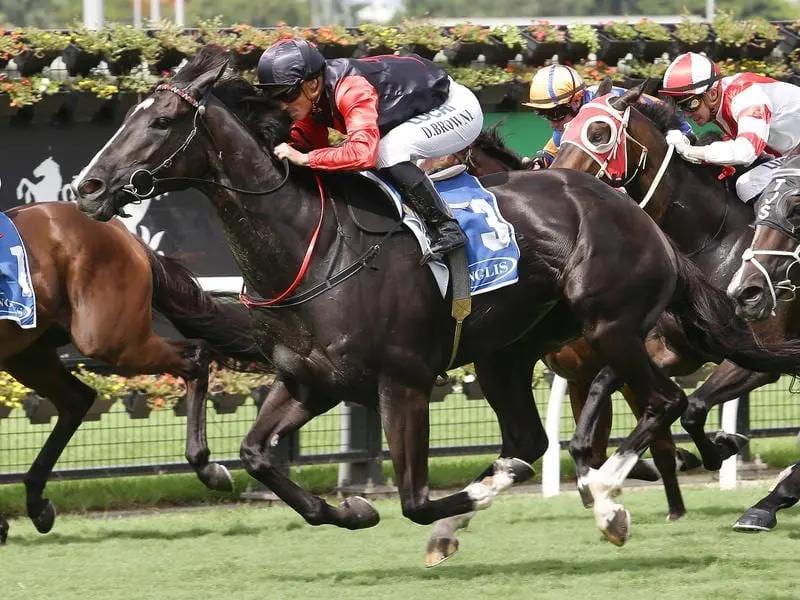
[
  {"xmin": 152, "ymin": 116, "xmax": 172, "ymax": 129},
  {"xmin": 589, "ymin": 131, "xmax": 605, "ymax": 144}
]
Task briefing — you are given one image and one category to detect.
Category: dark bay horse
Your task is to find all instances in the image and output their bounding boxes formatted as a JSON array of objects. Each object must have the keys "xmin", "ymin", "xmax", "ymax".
[
  {"xmin": 550, "ymin": 83, "xmax": 800, "ymax": 488},
  {"xmin": 421, "ymin": 124, "xmax": 696, "ymax": 522},
  {"xmin": 0, "ymin": 201, "xmax": 262, "ymax": 545},
  {"xmin": 727, "ymin": 158, "xmax": 800, "ymax": 531},
  {"xmin": 72, "ymin": 46, "xmax": 800, "ymax": 556}
]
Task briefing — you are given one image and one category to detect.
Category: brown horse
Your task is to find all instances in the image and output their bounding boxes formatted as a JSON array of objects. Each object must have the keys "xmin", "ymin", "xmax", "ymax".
[
  {"xmin": 419, "ymin": 123, "xmax": 696, "ymax": 521},
  {"xmin": 0, "ymin": 200, "xmax": 262, "ymax": 545}
]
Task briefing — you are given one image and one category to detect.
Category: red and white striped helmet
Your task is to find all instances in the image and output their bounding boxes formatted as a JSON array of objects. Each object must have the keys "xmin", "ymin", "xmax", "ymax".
[{"xmin": 661, "ymin": 52, "xmax": 721, "ymax": 98}]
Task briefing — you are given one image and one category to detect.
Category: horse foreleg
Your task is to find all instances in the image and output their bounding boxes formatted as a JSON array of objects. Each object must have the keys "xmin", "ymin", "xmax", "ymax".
[
  {"xmin": 584, "ymin": 329, "xmax": 688, "ymax": 546},
  {"xmin": 175, "ymin": 340, "xmax": 234, "ymax": 491},
  {"xmin": 733, "ymin": 461, "xmax": 800, "ymax": 532},
  {"xmin": 681, "ymin": 360, "xmax": 775, "ymax": 471},
  {"xmin": 571, "ymin": 366, "xmax": 623, "ymax": 509},
  {"xmin": 239, "ymin": 378, "xmax": 378, "ymax": 528},
  {"xmin": 425, "ymin": 349, "xmax": 541, "ymax": 567},
  {"xmin": 5, "ymin": 343, "xmax": 95, "ymax": 536}
]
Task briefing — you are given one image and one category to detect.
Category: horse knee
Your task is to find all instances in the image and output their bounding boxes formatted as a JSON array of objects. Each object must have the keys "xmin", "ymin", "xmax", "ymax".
[
  {"xmin": 240, "ymin": 441, "xmax": 271, "ymax": 475},
  {"xmin": 680, "ymin": 395, "xmax": 706, "ymax": 432}
]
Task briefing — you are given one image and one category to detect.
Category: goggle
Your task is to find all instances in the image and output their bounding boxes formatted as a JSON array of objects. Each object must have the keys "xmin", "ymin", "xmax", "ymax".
[
  {"xmin": 534, "ymin": 103, "xmax": 574, "ymax": 122},
  {"xmin": 272, "ymin": 84, "xmax": 304, "ymax": 104},
  {"xmin": 676, "ymin": 94, "xmax": 704, "ymax": 112}
]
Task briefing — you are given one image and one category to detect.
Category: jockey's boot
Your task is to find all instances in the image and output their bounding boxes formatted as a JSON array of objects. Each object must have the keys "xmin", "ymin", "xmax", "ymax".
[{"xmin": 383, "ymin": 161, "xmax": 466, "ymax": 264}]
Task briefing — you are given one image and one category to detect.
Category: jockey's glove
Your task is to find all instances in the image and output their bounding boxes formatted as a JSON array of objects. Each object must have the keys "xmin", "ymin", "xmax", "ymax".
[{"xmin": 666, "ymin": 129, "xmax": 705, "ymax": 164}]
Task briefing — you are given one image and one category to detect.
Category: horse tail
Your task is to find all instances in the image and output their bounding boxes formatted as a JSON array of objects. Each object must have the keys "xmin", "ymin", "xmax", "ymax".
[
  {"xmin": 139, "ymin": 241, "xmax": 270, "ymax": 371},
  {"xmin": 664, "ymin": 250, "xmax": 800, "ymax": 376}
]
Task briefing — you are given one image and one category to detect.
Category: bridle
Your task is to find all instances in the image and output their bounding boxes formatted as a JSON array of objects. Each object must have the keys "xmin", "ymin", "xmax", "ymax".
[
  {"xmin": 121, "ymin": 82, "xmax": 291, "ymax": 202},
  {"xmin": 739, "ymin": 169, "xmax": 800, "ymax": 314},
  {"xmin": 122, "ymin": 77, "xmax": 400, "ymax": 310},
  {"xmin": 559, "ymin": 97, "xmax": 674, "ymax": 210}
]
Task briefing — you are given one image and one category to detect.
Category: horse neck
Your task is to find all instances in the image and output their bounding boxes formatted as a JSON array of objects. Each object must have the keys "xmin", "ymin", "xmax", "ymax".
[
  {"xmin": 630, "ymin": 143, "xmax": 753, "ymax": 283},
  {"xmin": 202, "ymin": 104, "xmax": 337, "ymax": 300},
  {"xmin": 472, "ymin": 146, "xmax": 519, "ymax": 174}
]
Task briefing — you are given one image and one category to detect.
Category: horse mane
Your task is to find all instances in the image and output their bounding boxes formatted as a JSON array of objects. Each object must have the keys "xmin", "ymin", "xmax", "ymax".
[
  {"xmin": 472, "ymin": 124, "xmax": 529, "ymax": 170},
  {"xmin": 173, "ymin": 45, "xmax": 293, "ymax": 147},
  {"xmin": 631, "ymin": 99, "xmax": 684, "ymax": 136},
  {"xmin": 631, "ymin": 97, "xmax": 732, "ymax": 182}
]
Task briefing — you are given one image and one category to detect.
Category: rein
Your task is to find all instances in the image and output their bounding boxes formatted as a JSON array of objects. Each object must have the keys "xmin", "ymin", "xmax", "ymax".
[{"xmin": 145, "ymin": 81, "xmax": 399, "ymax": 310}]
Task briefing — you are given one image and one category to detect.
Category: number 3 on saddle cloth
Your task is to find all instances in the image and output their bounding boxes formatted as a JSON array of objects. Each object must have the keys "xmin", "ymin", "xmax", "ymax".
[
  {"xmin": 361, "ymin": 170, "xmax": 521, "ymax": 296},
  {"xmin": 0, "ymin": 213, "xmax": 37, "ymax": 328}
]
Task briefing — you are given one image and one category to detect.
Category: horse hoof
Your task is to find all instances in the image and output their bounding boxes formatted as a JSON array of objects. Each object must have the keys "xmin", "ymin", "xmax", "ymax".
[
  {"xmin": 578, "ymin": 484, "xmax": 594, "ymax": 509},
  {"xmin": 504, "ymin": 457, "xmax": 535, "ymax": 484},
  {"xmin": 601, "ymin": 508, "xmax": 631, "ymax": 547},
  {"xmin": 666, "ymin": 510, "xmax": 686, "ymax": 522},
  {"xmin": 340, "ymin": 496, "xmax": 380, "ymax": 530},
  {"xmin": 424, "ymin": 536, "xmax": 459, "ymax": 568},
  {"xmin": 675, "ymin": 448, "xmax": 702, "ymax": 472},
  {"xmin": 199, "ymin": 463, "xmax": 234, "ymax": 492},
  {"xmin": 0, "ymin": 521, "xmax": 8, "ymax": 545},
  {"xmin": 732, "ymin": 508, "xmax": 776, "ymax": 533},
  {"xmin": 31, "ymin": 500, "xmax": 56, "ymax": 534},
  {"xmin": 712, "ymin": 431, "xmax": 750, "ymax": 462}
]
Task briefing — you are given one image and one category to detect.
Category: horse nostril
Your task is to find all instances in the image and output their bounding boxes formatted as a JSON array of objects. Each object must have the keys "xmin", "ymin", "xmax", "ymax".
[
  {"xmin": 77, "ymin": 178, "xmax": 106, "ymax": 198},
  {"xmin": 739, "ymin": 285, "xmax": 763, "ymax": 304}
]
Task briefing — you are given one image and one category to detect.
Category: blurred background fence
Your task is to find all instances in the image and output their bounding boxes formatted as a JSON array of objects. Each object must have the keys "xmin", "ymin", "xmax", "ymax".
[{"xmin": 2, "ymin": 372, "xmax": 799, "ymax": 485}]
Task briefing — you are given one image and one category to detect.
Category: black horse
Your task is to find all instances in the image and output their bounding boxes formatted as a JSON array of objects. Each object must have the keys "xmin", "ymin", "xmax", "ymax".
[
  {"xmin": 73, "ymin": 46, "xmax": 800, "ymax": 556},
  {"xmin": 550, "ymin": 82, "xmax": 800, "ymax": 478},
  {"xmin": 727, "ymin": 157, "xmax": 800, "ymax": 531}
]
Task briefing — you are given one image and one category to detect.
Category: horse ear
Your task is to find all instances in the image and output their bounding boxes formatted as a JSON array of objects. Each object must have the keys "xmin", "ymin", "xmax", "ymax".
[
  {"xmin": 641, "ymin": 77, "xmax": 660, "ymax": 97},
  {"xmin": 609, "ymin": 83, "xmax": 644, "ymax": 111},
  {"xmin": 596, "ymin": 76, "xmax": 613, "ymax": 97},
  {"xmin": 189, "ymin": 56, "xmax": 231, "ymax": 97}
]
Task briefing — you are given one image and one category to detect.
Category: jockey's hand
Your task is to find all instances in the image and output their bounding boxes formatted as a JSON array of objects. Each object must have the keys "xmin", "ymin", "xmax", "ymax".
[
  {"xmin": 274, "ymin": 143, "xmax": 309, "ymax": 167},
  {"xmin": 665, "ymin": 129, "xmax": 704, "ymax": 164}
]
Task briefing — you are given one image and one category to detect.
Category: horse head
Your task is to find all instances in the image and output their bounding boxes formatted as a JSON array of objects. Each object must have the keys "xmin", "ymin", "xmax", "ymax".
[
  {"xmin": 73, "ymin": 45, "xmax": 280, "ymax": 221},
  {"xmin": 551, "ymin": 78, "xmax": 667, "ymax": 201},
  {"xmin": 728, "ymin": 162, "xmax": 800, "ymax": 320}
]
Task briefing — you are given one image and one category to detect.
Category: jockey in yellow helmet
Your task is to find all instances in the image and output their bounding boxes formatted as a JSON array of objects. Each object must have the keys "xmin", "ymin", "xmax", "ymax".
[{"xmin": 523, "ymin": 64, "xmax": 694, "ymax": 169}]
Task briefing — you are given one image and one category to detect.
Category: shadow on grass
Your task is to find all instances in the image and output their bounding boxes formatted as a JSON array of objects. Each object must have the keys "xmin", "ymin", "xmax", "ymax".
[
  {"xmin": 273, "ymin": 554, "xmax": 725, "ymax": 584},
  {"xmin": 10, "ymin": 522, "xmax": 273, "ymax": 546}
]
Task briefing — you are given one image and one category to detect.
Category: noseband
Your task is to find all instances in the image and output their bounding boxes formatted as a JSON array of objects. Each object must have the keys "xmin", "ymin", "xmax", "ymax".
[{"xmin": 122, "ymin": 82, "xmax": 290, "ymax": 201}]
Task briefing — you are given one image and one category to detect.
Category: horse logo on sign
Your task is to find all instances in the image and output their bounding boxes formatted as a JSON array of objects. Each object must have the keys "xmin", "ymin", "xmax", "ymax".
[{"xmin": 15, "ymin": 157, "xmax": 167, "ymax": 254}]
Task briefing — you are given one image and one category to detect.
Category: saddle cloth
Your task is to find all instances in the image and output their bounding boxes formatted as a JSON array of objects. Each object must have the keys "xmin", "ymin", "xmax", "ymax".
[
  {"xmin": 0, "ymin": 212, "xmax": 36, "ymax": 329},
  {"xmin": 359, "ymin": 170, "xmax": 520, "ymax": 297}
]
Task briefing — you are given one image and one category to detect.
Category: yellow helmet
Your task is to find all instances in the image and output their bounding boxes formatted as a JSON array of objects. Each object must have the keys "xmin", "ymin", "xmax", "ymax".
[{"xmin": 523, "ymin": 64, "xmax": 585, "ymax": 109}]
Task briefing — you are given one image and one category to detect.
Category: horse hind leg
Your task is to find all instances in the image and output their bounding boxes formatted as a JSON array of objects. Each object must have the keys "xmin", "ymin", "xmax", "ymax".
[
  {"xmin": 4, "ymin": 342, "xmax": 96, "ymax": 536},
  {"xmin": 425, "ymin": 348, "xmax": 541, "ymax": 567},
  {"xmin": 238, "ymin": 378, "xmax": 376, "ymax": 528}
]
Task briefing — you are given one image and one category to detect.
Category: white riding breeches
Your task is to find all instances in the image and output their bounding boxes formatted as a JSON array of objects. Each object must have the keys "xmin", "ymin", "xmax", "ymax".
[
  {"xmin": 376, "ymin": 78, "xmax": 484, "ymax": 169},
  {"xmin": 736, "ymin": 156, "xmax": 789, "ymax": 203}
]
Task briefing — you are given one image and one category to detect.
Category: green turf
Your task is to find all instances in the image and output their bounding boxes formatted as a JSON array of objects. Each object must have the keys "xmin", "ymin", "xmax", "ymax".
[{"xmin": 3, "ymin": 485, "xmax": 799, "ymax": 600}]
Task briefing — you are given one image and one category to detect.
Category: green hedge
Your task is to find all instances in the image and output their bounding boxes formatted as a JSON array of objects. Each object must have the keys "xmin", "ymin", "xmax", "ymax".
[{"xmin": 0, "ymin": 16, "xmax": 799, "ymax": 113}]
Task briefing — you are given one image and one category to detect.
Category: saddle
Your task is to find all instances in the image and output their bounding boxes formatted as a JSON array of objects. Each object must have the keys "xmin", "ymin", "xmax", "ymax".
[
  {"xmin": 319, "ymin": 166, "xmax": 473, "ymax": 371},
  {"xmin": 320, "ymin": 166, "xmax": 467, "ymax": 235}
]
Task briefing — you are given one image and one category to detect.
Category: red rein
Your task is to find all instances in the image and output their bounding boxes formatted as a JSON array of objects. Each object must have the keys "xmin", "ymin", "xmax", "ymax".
[{"xmin": 239, "ymin": 174, "xmax": 326, "ymax": 308}]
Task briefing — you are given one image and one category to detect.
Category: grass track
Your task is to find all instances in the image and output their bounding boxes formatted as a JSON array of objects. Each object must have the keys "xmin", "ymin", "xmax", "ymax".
[{"xmin": 4, "ymin": 485, "xmax": 800, "ymax": 600}]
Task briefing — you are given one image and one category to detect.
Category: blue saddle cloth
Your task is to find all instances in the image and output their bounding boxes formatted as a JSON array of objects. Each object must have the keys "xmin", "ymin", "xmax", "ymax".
[
  {"xmin": 0, "ymin": 213, "xmax": 36, "ymax": 329},
  {"xmin": 433, "ymin": 172, "xmax": 520, "ymax": 294}
]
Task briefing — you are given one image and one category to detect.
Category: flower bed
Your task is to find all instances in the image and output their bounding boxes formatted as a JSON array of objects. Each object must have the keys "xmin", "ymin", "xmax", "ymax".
[{"xmin": 1, "ymin": 16, "xmax": 799, "ymax": 114}]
